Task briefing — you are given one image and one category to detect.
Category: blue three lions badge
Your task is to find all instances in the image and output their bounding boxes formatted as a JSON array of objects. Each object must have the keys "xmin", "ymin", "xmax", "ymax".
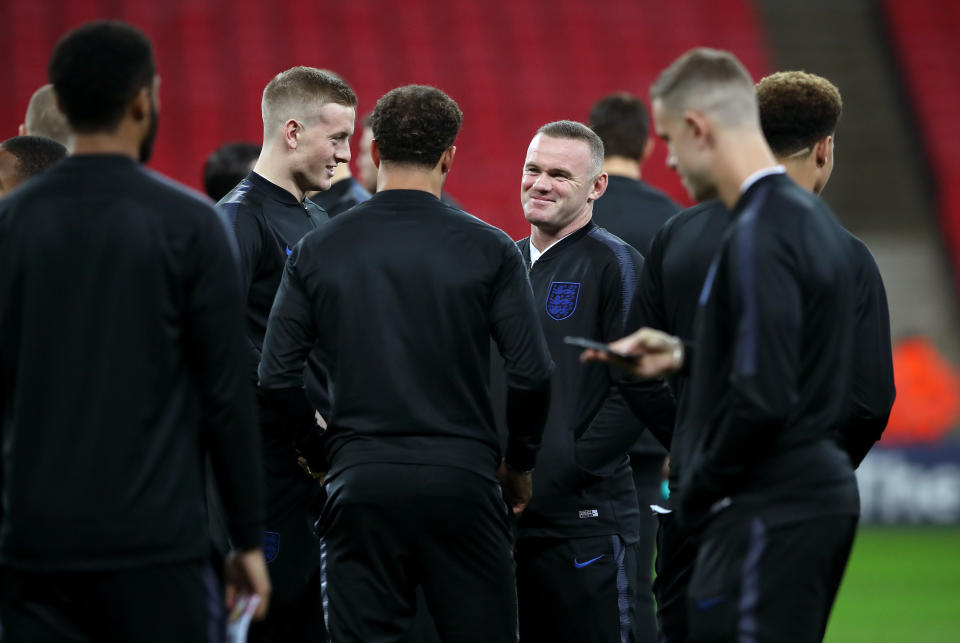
[{"xmin": 546, "ymin": 282, "xmax": 581, "ymax": 321}]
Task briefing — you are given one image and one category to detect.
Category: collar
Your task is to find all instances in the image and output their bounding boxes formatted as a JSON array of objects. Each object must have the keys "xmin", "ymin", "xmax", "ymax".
[
  {"xmin": 246, "ymin": 171, "xmax": 303, "ymax": 206},
  {"xmin": 524, "ymin": 222, "xmax": 596, "ymax": 266},
  {"xmin": 739, "ymin": 165, "xmax": 785, "ymax": 196}
]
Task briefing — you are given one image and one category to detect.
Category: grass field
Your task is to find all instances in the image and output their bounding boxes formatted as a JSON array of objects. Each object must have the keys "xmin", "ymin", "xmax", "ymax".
[{"xmin": 824, "ymin": 527, "xmax": 960, "ymax": 642}]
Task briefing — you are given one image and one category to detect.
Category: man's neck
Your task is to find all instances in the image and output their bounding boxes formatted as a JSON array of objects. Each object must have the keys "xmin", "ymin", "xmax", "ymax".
[
  {"xmin": 601, "ymin": 156, "xmax": 641, "ymax": 180},
  {"xmin": 780, "ymin": 157, "xmax": 816, "ymax": 193},
  {"xmin": 529, "ymin": 206, "xmax": 592, "ymax": 252},
  {"xmin": 253, "ymin": 150, "xmax": 304, "ymax": 202},
  {"xmin": 70, "ymin": 133, "xmax": 138, "ymax": 160},
  {"xmin": 377, "ymin": 164, "xmax": 444, "ymax": 198},
  {"xmin": 713, "ymin": 130, "xmax": 780, "ymax": 209}
]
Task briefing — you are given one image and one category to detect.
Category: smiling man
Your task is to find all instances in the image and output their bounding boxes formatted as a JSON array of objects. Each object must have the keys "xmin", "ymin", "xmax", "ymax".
[
  {"xmin": 510, "ymin": 121, "xmax": 675, "ymax": 643},
  {"xmin": 216, "ymin": 66, "xmax": 356, "ymax": 643}
]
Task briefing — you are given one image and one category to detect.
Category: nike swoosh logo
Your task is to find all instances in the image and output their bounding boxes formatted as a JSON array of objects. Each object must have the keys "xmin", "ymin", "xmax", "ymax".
[
  {"xmin": 285, "ymin": 245, "xmax": 293, "ymax": 256},
  {"xmin": 573, "ymin": 555, "xmax": 604, "ymax": 569}
]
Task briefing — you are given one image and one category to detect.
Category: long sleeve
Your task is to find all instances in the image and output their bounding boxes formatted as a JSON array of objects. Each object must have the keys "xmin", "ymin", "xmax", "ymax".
[
  {"xmin": 836, "ymin": 241, "xmax": 895, "ymax": 467},
  {"xmin": 183, "ymin": 209, "xmax": 264, "ymax": 551},
  {"xmin": 228, "ymin": 208, "xmax": 265, "ymax": 382},
  {"xmin": 685, "ymin": 214, "xmax": 801, "ymax": 507},
  {"xmin": 489, "ymin": 241, "xmax": 554, "ymax": 472}
]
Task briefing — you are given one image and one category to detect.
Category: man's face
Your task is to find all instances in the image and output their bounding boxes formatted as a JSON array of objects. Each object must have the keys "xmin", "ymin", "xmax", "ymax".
[
  {"xmin": 521, "ymin": 134, "xmax": 601, "ymax": 234},
  {"xmin": 357, "ymin": 125, "xmax": 377, "ymax": 193},
  {"xmin": 293, "ymin": 102, "xmax": 355, "ymax": 193},
  {"xmin": 652, "ymin": 99, "xmax": 717, "ymax": 202},
  {"xmin": 0, "ymin": 148, "xmax": 23, "ymax": 198}
]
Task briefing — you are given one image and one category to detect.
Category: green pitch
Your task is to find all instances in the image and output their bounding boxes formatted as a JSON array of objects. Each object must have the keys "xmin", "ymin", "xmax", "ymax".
[{"xmin": 824, "ymin": 527, "xmax": 960, "ymax": 642}]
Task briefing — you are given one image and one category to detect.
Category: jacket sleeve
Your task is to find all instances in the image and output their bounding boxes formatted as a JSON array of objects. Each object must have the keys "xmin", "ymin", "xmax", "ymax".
[
  {"xmin": 684, "ymin": 213, "xmax": 800, "ymax": 507},
  {"xmin": 183, "ymin": 207, "xmax": 264, "ymax": 551},
  {"xmin": 257, "ymin": 244, "xmax": 326, "ymax": 469},
  {"xmin": 488, "ymin": 240, "xmax": 554, "ymax": 472},
  {"xmin": 220, "ymin": 205, "xmax": 264, "ymax": 383},
  {"xmin": 835, "ymin": 242, "xmax": 895, "ymax": 467}
]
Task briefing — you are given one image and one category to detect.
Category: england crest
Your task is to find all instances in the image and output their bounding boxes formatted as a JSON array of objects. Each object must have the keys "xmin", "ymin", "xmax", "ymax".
[
  {"xmin": 263, "ymin": 531, "xmax": 280, "ymax": 564},
  {"xmin": 546, "ymin": 282, "xmax": 581, "ymax": 321}
]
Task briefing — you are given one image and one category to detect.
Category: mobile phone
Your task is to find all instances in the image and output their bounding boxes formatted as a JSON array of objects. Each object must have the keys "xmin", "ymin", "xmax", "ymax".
[{"xmin": 563, "ymin": 336, "xmax": 633, "ymax": 360}]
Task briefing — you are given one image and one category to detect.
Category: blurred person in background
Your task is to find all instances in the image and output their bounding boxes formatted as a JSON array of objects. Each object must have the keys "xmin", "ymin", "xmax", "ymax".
[
  {"xmin": 18, "ymin": 83, "xmax": 71, "ymax": 148},
  {"xmin": 0, "ymin": 20, "xmax": 269, "ymax": 641},
  {"xmin": 588, "ymin": 91, "xmax": 681, "ymax": 642},
  {"xmin": 0, "ymin": 135, "xmax": 67, "ymax": 198},
  {"xmin": 203, "ymin": 141, "xmax": 260, "ymax": 201},
  {"xmin": 217, "ymin": 65, "xmax": 356, "ymax": 643}
]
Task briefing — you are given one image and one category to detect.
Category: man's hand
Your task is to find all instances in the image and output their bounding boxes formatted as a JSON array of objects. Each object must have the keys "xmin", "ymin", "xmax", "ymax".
[
  {"xmin": 497, "ymin": 460, "xmax": 533, "ymax": 517},
  {"xmin": 224, "ymin": 548, "xmax": 272, "ymax": 621},
  {"xmin": 580, "ymin": 327, "xmax": 683, "ymax": 379}
]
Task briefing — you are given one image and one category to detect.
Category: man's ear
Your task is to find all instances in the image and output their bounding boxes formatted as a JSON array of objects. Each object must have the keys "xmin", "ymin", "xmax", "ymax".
[
  {"xmin": 130, "ymin": 87, "xmax": 151, "ymax": 124},
  {"xmin": 371, "ymin": 139, "xmax": 381, "ymax": 168},
  {"xmin": 684, "ymin": 111, "xmax": 712, "ymax": 148},
  {"xmin": 814, "ymin": 135, "xmax": 832, "ymax": 168},
  {"xmin": 18, "ymin": 123, "xmax": 25, "ymax": 136},
  {"xmin": 640, "ymin": 136, "xmax": 656, "ymax": 164},
  {"xmin": 283, "ymin": 119, "xmax": 301, "ymax": 150},
  {"xmin": 439, "ymin": 146, "xmax": 456, "ymax": 174},
  {"xmin": 588, "ymin": 171, "xmax": 609, "ymax": 202}
]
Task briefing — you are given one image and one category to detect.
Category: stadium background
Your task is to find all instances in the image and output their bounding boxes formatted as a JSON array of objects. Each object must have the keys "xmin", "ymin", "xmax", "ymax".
[{"xmin": 2, "ymin": 0, "xmax": 958, "ymax": 640}]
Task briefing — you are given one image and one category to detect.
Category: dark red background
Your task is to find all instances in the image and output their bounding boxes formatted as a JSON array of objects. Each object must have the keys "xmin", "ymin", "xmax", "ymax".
[{"xmin": 0, "ymin": 0, "xmax": 771, "ymax": 238}]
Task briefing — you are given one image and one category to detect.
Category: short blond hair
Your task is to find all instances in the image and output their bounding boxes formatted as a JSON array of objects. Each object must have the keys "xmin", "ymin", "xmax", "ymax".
[
  {"xmin": 24, "ymin": 84, "xmax": 71, "ymax": 146},
  {"xmin": 261, "ymin": 66, "xmax": 357, "ymax": 134},
  {"xmin": 650, "ymin": 48, "xmax": 757, "ymax": 128}
]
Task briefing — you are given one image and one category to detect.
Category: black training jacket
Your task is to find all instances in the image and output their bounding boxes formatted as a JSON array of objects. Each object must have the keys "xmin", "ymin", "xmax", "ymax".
[
  {"xmin": 0, "ymin": 155, "xmax": 263, "ymax": 570},
  {"xmin": 675, "ymin": 173, "xmax": 861, "ymax": 530},
  {"xmin": 258, "ymin": 189, "xmax": 554, "ymax": 482},
  {"xmin": 514, "ymin": 222, "xmax": 676, "ymax": 543}
]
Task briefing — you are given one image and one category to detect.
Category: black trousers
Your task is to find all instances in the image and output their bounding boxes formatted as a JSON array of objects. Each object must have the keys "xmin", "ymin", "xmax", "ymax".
[
  {"xmin": 517, "ymin": 534, "xmax": 638, "ymax": 643},
  {"xmin": 0, "ymin": 560, "xmax": 222, "ymax": 643},
  {"xmin": 652, "ymin": 512, "xmax": 697, "ymax": 643},
  {"xmin": 630, "ymin": 454, "xmax": 665, "ymax": 643},
  {"xmin": 687, "ymin": 514, "xmax": 857, "ymax": 643},
  {"xmin": 320, "ymin": 463, "xmax": 518, "ymax": 643}
]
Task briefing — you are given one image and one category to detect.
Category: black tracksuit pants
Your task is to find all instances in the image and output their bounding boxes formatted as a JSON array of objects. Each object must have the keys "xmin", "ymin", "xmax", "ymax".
[{"xmin": 320, "ymin": 463, "xmax": 517, "ymax": 643}]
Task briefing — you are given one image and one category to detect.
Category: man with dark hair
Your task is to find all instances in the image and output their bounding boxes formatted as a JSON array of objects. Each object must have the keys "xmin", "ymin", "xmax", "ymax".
[
  {"xmin": 510, "ymin": 119, "xmax": 675, "ymax": 643},
  {"xmin": 203, "ymin": 141, "xmax": 261, "ymax": 201},
  {"xmin": 0, "ymin": 136, "xmax": 67, "ymax": 198},
  {"xmin": 587, "ymin": 50, "xmax": 866, "ymax": 643},
  {"xmin": 0, "ymin": 20, "xmax": 269, "ymax": 642},
  {"xmin": 357, "ymin": 112, "xmax": 378, "ymax": 193},
  {"xmin": 588, "ymin": 92, "xmax": 680, "ymax": 641},
  {"xmin": 258, "ymin": 84, "xmax": 554, "ymax": 642},
  {"xmin": 216, "ymin": 65, "xmax": 356, "ymax": 643}
]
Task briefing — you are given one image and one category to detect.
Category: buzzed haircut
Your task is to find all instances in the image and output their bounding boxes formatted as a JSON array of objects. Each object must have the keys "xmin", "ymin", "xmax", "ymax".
[
  {"xmin": 756, "ymin": 71, "xmax": 843, "ymax": 158},
  {"xmin": 537, "ymin": 120, "xmax": 605, "ymax": 175},
  {"xmin": 48, "ymin": 21, "xmax": 156, "ymax": 134},
  {"xmin": 588, "ymin": 93, "xmax": 650, "ymax": 160},
  {"xmin": 203, "ymin": 142, "xmax": 261, "ymax": 201},
  {"xmin": 261, "ymin": 67, "xmax": 357, "ymax": 134},
  {"xmin": 650, "ymin": 47, "xmax": 757, "ymax": 128},
  {"xmin": 24, "ymin": 84, "xmax": 71, "ymax": 146},
  {"xmin": 1, "ymin": 136, "xmax": 67, "ymax": 179},
  {"xmin": 369, "ymin": 85, "xmax": 463, "ymax": 169}
]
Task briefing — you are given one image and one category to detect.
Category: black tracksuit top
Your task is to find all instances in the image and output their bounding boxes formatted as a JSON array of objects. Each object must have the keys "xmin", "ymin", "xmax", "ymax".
[
  {"xmin": 675, "ymin": 173, "xmax": 867, "ymax": 529},
  {"xmin": 0, "ymin": 155, "xmax": 263, "ymax": 570},
  {"xmin": 515, "ymin": 222, "xmax": 676, "ymax": 543},
  {"xmin": 258, "ymin": 189, "xmax": 554, "ymax": 481}
]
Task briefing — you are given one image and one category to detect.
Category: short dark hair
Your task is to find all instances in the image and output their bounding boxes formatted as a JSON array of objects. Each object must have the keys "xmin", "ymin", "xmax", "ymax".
[
  {"xmin": 203, "ymin": 142, "xmax": 261, "ymax": 201},
  {"xmin": 370, "ymin": 86, "xmax": 462, "ymax": 169},
  {"xmin": 650, "ymin": 48, "xmax": 756, "ymax": 127},
  {"xmin": 588, "ymin": 93, "xmax": 650, "ymax": 160},
  {"xmin": 0, "ymin": 136, "xmax": 67, "ymax": 178},
  {"xmin": 48, "ymin": 21, "xmax": 156, "ymax": 134},
  {"xmin": 756, "ymin": 71, "xmax": 843, "ymax": 157},
  {"xmin": 537, "ymin": 120, "xmax": 604, "ymax": 175},
  {"xmin": 261, "ymin": 67, "xmax": 357, "ymax": 132}
]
